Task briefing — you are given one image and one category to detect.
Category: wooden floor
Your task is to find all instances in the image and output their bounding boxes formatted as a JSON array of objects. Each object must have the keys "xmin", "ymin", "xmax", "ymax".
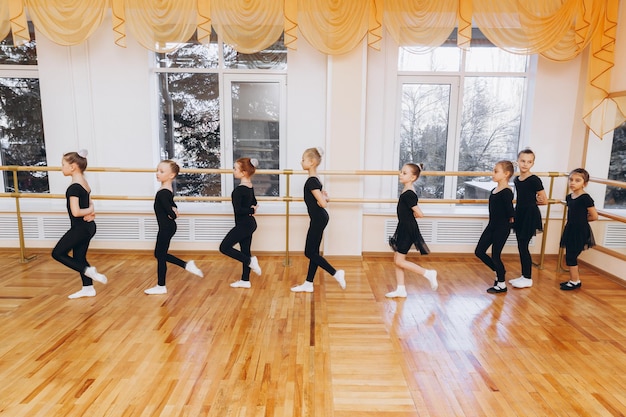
[{"xmin": 1, "ymin": 250, "xmax": 626, "ymax": 417}]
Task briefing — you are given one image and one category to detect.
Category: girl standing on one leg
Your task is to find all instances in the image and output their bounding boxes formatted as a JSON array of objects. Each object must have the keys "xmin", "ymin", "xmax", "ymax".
[
  {"xmin": 291, "ymin": 147, "xmax": 345, "ymax": 293},
  {"xmin": 510, "ymin": 148, "xmax": 547, "ymax": 289},
  {"xmin": 220, "ymin": 157, "xmax": 262, "ymax": 289},
  {"xmin": 474, "ymin": 160, "xmax": 515, "ymax": 294},
  {"xmin": 52, "ymin": 150, "xmax": 108, "ymax": 299},
  {"xmin": 559, "ymin": 168, "xmax": 598, "ymax": 290},
  {"xmin": 386, "ymin": 163, "xmax": 438, "ymax": 298},
  {"xmin": 145, "ymin": 160, "xmax": 204, "ymax": 295}
]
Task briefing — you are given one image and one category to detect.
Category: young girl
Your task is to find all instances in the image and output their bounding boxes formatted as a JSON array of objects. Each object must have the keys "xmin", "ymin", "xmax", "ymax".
[
  {"xmin": 386, "ymin": 163, "xmax": 438, "ymax": 298},
  {"xmin": 291, "ymin": 147, "xmax": 345, "ymax": 293},
  {"xmin": 474, "ymin": 160, "xmax": 515, "ymax": 294},
  {"xmin": 52, "ymin": 150, "xmax": 108, "ymax": 299},
  {"xmin": 559, "ymin": 168, "xmax": 598, "ymax": 290},
  {"xmin": 144, "ymin": 160, "xmax": 204, "ymax": 295},
  {"xmin": 510, "ymin": 149, "xmax": 547, "ymax": 289},
  {"xmin": 219, "ymin": 157, "xmax": 261, "ymax": 288}
]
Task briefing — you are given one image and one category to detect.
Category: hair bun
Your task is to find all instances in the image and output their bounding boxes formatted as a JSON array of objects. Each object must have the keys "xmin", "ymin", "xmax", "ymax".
[
  {"xmin": 77, "ymin": 149, "xmax": 88, "ymax": 158},
  {"xmin": 316, "ymin": 147, "xmax": 324, "ymax": 157},
  {"xmin": 250, "ymin": 158, "xmax": 259, "ymax": 168}
]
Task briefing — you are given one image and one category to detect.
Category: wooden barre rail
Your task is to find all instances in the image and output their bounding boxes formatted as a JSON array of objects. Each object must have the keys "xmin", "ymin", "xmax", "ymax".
[{"xmin": 1, "ymin": 166, "xmax": 625, "ymax": 271}]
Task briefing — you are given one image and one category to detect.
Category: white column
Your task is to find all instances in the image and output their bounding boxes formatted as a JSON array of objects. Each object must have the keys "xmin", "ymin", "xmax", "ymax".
[{"xmin": 323, "ymin": 42, "xmax": 367, "ymax": 257}]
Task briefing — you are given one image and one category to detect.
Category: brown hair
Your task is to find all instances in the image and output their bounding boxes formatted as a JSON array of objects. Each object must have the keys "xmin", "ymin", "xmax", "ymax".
[
  {"xmin": 496, "ymin": 160, "xmax": 514, "ymax": 180},
  {"xmin": 569, "ymin": 167, "xmax": 590, "ymax": 183},
  {"xmin": 236, "ymin": 157, "xmax": 256, "ymax": 176},
  {"xmin": 404, "ymin": 163, "xmax": 424, "ymax": 180},
  {"xmin": 63, "ymin": 151, "xmax": 88, "ymax": 172},
  {"xmin": 161, "ymin": 160, "xmax": 180, "ymax": 176},
  {"xmin": 517, "ymin": 148, "xmax": 535, "ymax": 160}
]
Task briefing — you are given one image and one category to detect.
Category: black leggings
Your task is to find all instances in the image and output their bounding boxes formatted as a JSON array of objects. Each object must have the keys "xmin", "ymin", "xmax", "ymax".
[
  {"xmin": 564, "ymin": 245, "xmax": 582, "ymax": 267},
  {"xmin": 475, "ymin": 223, "xmax": 511, "ymax": 282},
  {"xmin": 516, "ymin": 234, "xmax": 533, "ymax": 278},
  {"xmin": 219, "ymin": 218, "xmax": 256, "ymax": 281},
  {"xmin": 304, "ymin": 217, "xmax": 336, "ymax": 282},
  {"xmin": 154, "ymin": 222, "xmax": 185, "ymax": 286},
  {"xmin": 52, "ymin": 222, "xmax": 96, "ymax": 286}
]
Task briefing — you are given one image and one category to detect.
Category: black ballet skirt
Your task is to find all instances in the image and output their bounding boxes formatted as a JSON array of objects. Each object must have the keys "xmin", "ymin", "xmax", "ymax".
[
  {"xmin": 559, "ymin": 193, "xmax": 596, "ymax": 252},
  {"xmin": 514, "ymin": 205, "xmax": 543, "ymax": 240},
  {"xmin": 389, "ymin": 190, "xmax": 430, "ymax": 255},
  {"xmin": 389, "ymin": 224, "xmax": 430, "ymax": 255},
  {"xmin": 560, "ymin": 222, "xmax": 595, "ymax": 252},
  {"xmin": 513, "ymin": 175, "xmax": 543, "ymax": 240}
]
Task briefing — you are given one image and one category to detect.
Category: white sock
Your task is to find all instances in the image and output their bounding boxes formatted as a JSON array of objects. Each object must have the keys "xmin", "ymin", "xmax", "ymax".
[
  {"xmin": 385, "ymin": 285, "xmax": 407, "ymax": 298},
  {"xmin": 68, "ymin": 286, "xmax": 96, "ymax": 299}
]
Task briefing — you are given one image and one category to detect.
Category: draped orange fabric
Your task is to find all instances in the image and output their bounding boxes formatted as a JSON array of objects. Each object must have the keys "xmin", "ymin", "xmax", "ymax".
[
  {"xmin": 296, "ymin": 0, "xmax": 370, "ymax": 55},
  {"xmin": 7, "ymin": 0, "xmax": 29, "ymax": 46},
  {"xmin": 210, "ymin": 0, "xmax": 283, "ymax": 53},
  {"xmin": 0, "ymin": 0, "xmax": 622, "ymax": 137},
  {"xmin": 124, "ymin": 0, "xmax": 197, "ymax": 53},
  {"xmin": 26, "ymin": 0, "xmax": 108, "ymax": 46},
  {"xmin": 0, "ymin": 2, "xmax": 10, "ymax": 41}
]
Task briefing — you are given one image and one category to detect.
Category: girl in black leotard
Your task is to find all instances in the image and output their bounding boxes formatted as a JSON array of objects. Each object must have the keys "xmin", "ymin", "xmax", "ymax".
[
  {"xmin": 510, "ymin": 148, "xmax": 547, "ymax": 289},
  {"xmin": 144, "ymin": 160, "xmax": 203, "ymax": 295},
  {"xmin": 559, "ymin": 168, "xmax": 598, "ymax": 291},
  {"xmin": 474, "ymin": 160, "xmax": 515, "ymax": 294},
  {"xmin": 52, "ymin": 150, "xmax": 108, "ymax": 299},
  {"xmin": 220, "ymin": 157, "xmax": 262, "ymax": 289},
  {"xmin": 291, "ymin": 147, "xmax": 345, "ymax": 293},
  {"xmin": 385, "ymin": 163, "xmax": 438, "ymax": 298}
]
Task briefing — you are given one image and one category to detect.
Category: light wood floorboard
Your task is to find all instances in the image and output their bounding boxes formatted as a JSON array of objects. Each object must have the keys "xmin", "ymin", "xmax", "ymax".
[{"xmin": 0, "ymin": 250, "xmax": 625, "ymax": 416}]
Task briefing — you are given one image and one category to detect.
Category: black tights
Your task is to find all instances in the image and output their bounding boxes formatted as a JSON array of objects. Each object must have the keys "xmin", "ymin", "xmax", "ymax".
[
  {"xmin": 52, "ymin": 222, "xmax": 96, "ymax": 286},
  {"xmin": 304, "ymin": 218, "xmax": 336, "ymax": 282},
  {"xmin": 516, "ymin": 235, "xmax": 533, "ymax": 278},
  {"xmin": 219, "ymin": 219, "xmax": 256, "ymax": 281},
  {"xmin": 475, "ymin": 223, "xmax": 511, "ymax": 282},
  {"xmin": 154, "ymin": 223, "xmax": 185, "ymax": 286}
]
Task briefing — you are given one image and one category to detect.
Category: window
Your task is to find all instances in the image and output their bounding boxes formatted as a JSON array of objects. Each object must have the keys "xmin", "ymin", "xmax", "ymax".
[
  {"xmin": 605, "ymin": 122, "xmax": 626, "ymax": 209},
  {"xmin": 396, "ymin": 29, "xmax": 531, "ymax": 200},
  {"xmin": 155, "ymin": 31, "xmax": 287, "ymax": 197},
  {"xmin": 0, "ymin": 23, "xmax": 48, "ymax": 193}
]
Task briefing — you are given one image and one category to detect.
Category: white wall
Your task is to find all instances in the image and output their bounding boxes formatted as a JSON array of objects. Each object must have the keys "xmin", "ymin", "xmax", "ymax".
[{"xmin": 3, "ymin": 12, "xmax": 625, "ymax": 279}]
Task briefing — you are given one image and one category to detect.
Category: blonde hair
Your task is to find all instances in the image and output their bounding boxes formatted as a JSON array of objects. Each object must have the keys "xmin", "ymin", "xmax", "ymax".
[{"xmin": 303, "ymin": 147, "xmax": 323, "ymax": 166}]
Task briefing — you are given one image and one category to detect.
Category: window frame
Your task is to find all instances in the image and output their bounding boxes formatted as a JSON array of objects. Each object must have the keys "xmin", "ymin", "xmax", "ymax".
[
  {"xmin": 0, "ymin": 58, "xmax": 47, "ymax": 193},
  {"xmin": 393, "ymin": 40, "xmax": 536, "ymax": 201},
  {"xmin": 153, "ymin": 36, "xmax": 288, "ymax": 199}
]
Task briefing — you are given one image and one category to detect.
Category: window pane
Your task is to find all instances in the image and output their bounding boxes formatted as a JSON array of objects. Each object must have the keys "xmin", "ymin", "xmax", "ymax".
[
  {"xmin": 398, "ymin": 47, "xmax": 460, "ymax": 72},
  {"xmin": 155, "ymin": 31, "xmax": 219, "ymax": 69},
  {"xmin": 398, "ymin": 83, "xmax": 450, "ymax": 198},
  {"xmin": 0, "ymin": 77, "xmax": 48, "ymax": 192},
  {"xmin": 231, "ymin": 81, "xmax": 280, "ymax": 196},
  {"xmin": 457, "ymin": 77, "xmax": 523, "ymax": 199},
  {"xmin": 158, "ymin": 72, "xmax": 221, "ymax": 196},
  {"xmin": 605, "ymin": 123, "xmax": 626, "ymax": 209},
  {"xmin": 224, "ymin": 34, "xmax": 287, "ymax": 70},
  {"xmin": 465, "ymin": 48, "xmax": 527, "ymax": 72},
  {"xmin": 0, "ymin": 23, "xmax": 37, "ymax": 65}
]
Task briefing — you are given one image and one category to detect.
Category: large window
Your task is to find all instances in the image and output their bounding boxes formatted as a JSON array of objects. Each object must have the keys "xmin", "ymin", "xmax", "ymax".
[
  {"xmin": 0, "ymin": 24, "xmax": 48, "ymax": 193},
  {"xmin": 605, "ymin": 122, "xmax": 626, "ymax": 209},
  {"xmin": 397, "ymin": 30, "xmax": 530, "ymax": 199},
  {"xmin": 155, "ymin": 31, "xmax": 286, "ymax": 197}
]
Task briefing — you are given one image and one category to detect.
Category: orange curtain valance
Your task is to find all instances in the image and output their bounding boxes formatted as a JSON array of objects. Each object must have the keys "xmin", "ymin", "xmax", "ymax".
[{"xmin": 0, "ymin": 0, "xmax": 622, "ymax": 138}]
